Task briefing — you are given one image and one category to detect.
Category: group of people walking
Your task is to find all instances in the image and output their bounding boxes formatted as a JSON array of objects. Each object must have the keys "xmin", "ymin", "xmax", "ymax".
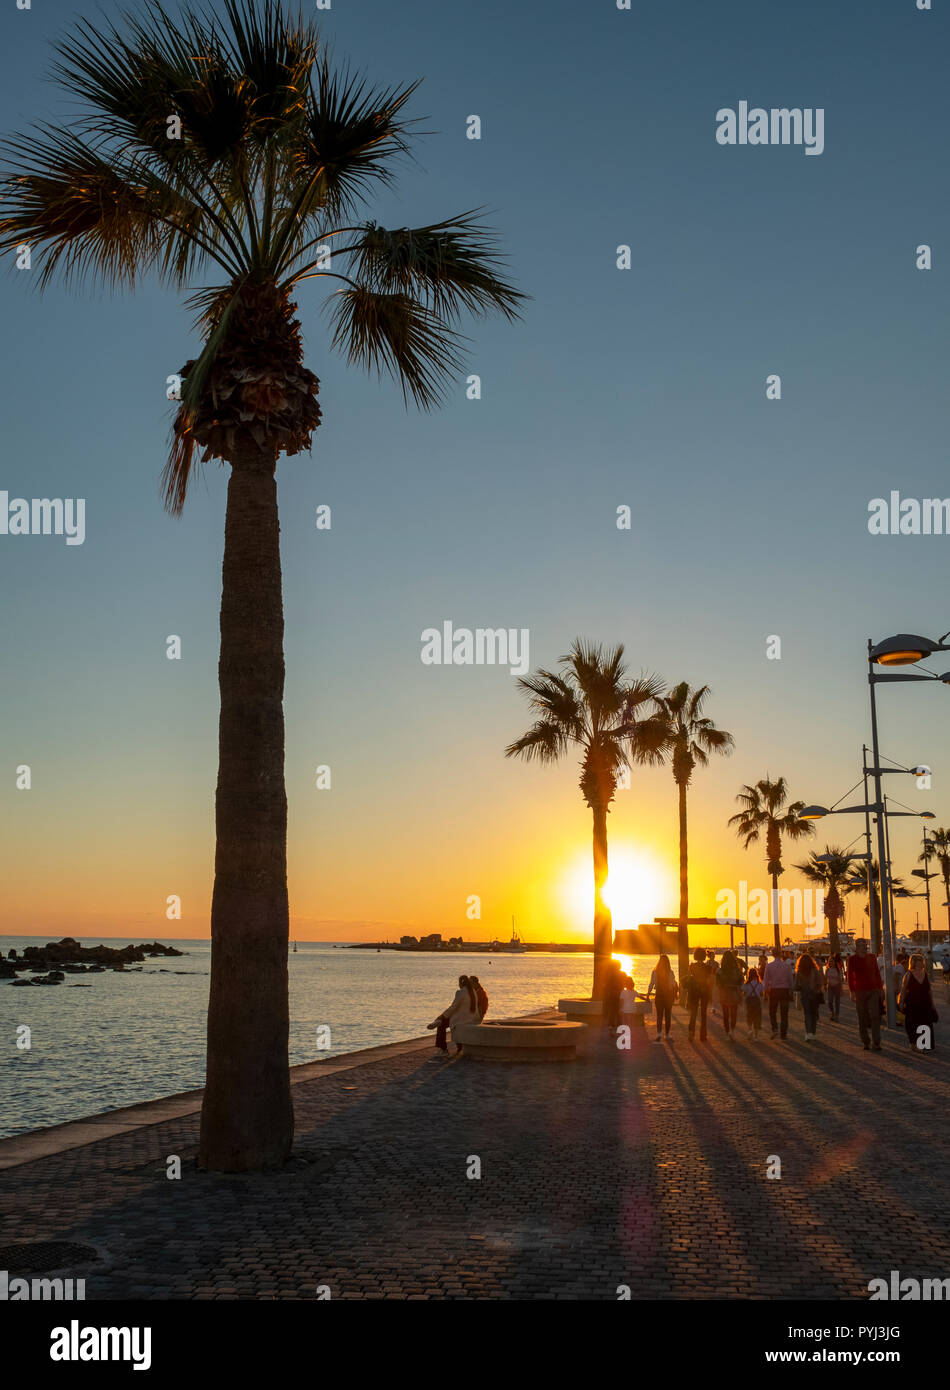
[
  {"xmin": 428, "ymin": 974, "xmax": 488, "ymax": 1054},
  {"xmin": 639, "ymin": 942, "xmax": 939, "ymax": 1052}
]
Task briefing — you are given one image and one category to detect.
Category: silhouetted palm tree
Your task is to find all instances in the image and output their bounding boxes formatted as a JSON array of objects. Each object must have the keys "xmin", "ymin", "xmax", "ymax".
[
  {"xmin": 728, "ymin": 777, "xmax": 814, "ymax": 949},
  {"xmin": 795, "ymin": 847, "xmax": 851, "ymax": 955},
  {"xmin": 844, "ymin": 859, "xmax": 904, "ymax": 953},
  {"xmin": 654, "ymin": 683, "xmax": 733, "ymax": 985},
  {"xmin": 0, "ymin": 0, "xmax": 522, "ymax": 1171},
  {"xmin": 506, "ymin": 641, "xmax": 665, "ymax": 998},
  {"xmin": 920, "ymin": 828, "xmax": 950, "ymax": 936}
]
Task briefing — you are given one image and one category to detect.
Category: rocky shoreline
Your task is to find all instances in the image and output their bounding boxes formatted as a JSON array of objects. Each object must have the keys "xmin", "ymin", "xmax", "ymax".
[{"xmin": 2, "ymin": 937, "xmax": 184, "ymax": 985}]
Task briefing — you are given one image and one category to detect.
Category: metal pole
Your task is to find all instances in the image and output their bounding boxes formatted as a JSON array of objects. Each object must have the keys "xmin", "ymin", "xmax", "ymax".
[
  {"xmin": 862, "ymin": 746, "xmax": 879, "ymax": 953},
  {"xmin": 923, "ymin": 825, "xmax": 934, "ymax": 959},
  {"xmin": 868, "ymin": 645, "xmax": 896, "ymax": 1028},
  {"xmin": 883, "ymin": 795, "xmax": 897, "ymax": 939}
]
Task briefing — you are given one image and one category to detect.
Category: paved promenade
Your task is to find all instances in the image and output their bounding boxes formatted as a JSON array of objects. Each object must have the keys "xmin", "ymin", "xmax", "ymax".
[{"xmin": 3, "ymin": 996, "xmax": 950, "ymax": 1300}]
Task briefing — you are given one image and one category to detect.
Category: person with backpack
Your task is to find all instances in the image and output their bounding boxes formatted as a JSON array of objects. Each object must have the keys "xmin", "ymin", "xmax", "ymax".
[
  {"xmin": 686, "ymin": 948, "xmax": 713, "ymax": 1042},
  {"xmin": 824, "ymin": 953, "xmax": 845, "ymax": 1021},
  {"xmin": 743, "ymin": 966, "xmax": 764, "ymax": 1039},
  {"xmin": 469, "ymin": 975, "xmax": 488, "ymax": 1021},
  {"xmin": 715, "ymin": 949, "xmax": 744, "ymax": 1039},
  {"xmin": 795, "ymin": 952, "xmax": 823, "ymax": 1041}
]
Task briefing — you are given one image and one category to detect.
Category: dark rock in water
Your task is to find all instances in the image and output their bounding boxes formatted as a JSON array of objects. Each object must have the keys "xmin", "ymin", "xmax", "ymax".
[
  {"xmin": 69, "ymin": 983, "xmax": 92, "ymax": 987},
  {"xmin": 9, "ymin": 937, "xmax": 184, "ymax": 976},
  {"xmin": 47, "ymin": 971, "xmax": 65, "ymax": 982},
  {"xmin": 11, "ymin": 979, "xmax": 32, "ymax": 986},
  {"xmin": 7, "ymin": 948, "xmax": 17, "ymax": 959},
  {"xmin": 0, "ymin": 961, "xmax": 16, "ymax": 979}
]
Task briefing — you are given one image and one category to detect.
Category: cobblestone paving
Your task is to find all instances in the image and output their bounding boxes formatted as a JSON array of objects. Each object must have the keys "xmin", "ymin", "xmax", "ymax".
[{"xmin": 3, "ymin": 998, "xmax": 950, "ymax": 1300}]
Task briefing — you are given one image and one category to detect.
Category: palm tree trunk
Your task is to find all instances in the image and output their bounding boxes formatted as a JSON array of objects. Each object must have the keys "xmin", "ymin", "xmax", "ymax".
[
  {"xmin": 591, "ymin": 802, "xmax": 612, "ymax": 999},
  {"xmin": 771, "ymin": 869, "xmax": 781, "ymax": 950},
  {"xmin": 199, "ymin": 453, "xmax": 294, "ymax": 1172},
  {"xmin": 677, "ymin": 778, "xmax": 690, "ymax": 988}
]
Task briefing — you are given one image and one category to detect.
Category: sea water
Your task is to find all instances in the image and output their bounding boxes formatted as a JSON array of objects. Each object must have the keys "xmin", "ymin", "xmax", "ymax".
[{"xmin": 0, "ymin": 938, "xmax": 677, "ymax": 1138}]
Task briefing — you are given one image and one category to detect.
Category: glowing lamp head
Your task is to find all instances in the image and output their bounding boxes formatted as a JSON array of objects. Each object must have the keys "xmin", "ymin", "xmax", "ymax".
[
  {"xmin": 870, "ymin": 634, "xmax": 936, "ymax": 666},
  {"xmin": 798, "ymin": 805, "xmax": 828, "ymax": 820}
]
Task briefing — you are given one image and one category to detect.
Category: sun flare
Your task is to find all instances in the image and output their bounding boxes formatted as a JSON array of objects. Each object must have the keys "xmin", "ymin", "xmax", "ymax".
[{"xmin": 561, "ymin": 848, "xmax": 673, "ymax": 934}]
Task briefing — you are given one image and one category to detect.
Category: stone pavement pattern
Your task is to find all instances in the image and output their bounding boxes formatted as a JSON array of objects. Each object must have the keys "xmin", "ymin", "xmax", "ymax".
[{"xmin": 3, "ymin": 998, "xmax": 950, "ymax": 1299}]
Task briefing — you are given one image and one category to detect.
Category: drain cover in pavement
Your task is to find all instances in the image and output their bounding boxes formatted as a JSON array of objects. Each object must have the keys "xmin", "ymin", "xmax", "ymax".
[{"xmin": 0, "ymin": 1242, "xmax": 100, "ymax": 1274}]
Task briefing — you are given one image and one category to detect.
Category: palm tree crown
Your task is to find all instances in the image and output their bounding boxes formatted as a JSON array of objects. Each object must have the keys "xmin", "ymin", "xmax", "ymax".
[
  {"xmin": 795, "ymin": 846, "xmax": 851, "ymax": 953},
  {"xmin": 920, "ymin": 827, "xmax": 950, "ymax": 934},
  {"xmin": 729, "ymin": 775, "xmax": 814, "ymax": 948},
  {"xmin": 655, "ymin": 683, "xmax": 734, "ymax": 789},
  {"xmin": 654, "ymin": 682, "xmax": 733, "ymax": 980},
  {"xmin": 729, "ymin": 776, "xmax": 813, "ymax": 876},
  {"xmin": 0, "ymin": 0, "xmax": 523, "ymax": 510},
  {"xmin": 506, "ymin": 640, "xmax": 666, "ymax": 811}
]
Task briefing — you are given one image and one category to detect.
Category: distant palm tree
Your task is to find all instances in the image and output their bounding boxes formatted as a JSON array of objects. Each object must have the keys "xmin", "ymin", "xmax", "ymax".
[
  {"xmin": 844, "ymin": 860, "xmax": 904, "ymax": 953},
  {"xmin": 728, "ymin": 777, "xmax": 814, "ymax": 949},
  {"xmin": 920, "ymin": 828, "xmax": 950, "ymax": 936},
  {"xmin": 654, "ymin": 683, "xmax": 733, "ymax": 985},
  {"xmin": 0, "ymin": 0, "xmax": 522, "ymax": 1172},
  {"xmin": 795, "ymin": 847, "xmax": 851, "ymax": 955},
  {"xmin": 506, "ymin": 641, "xmax": 666, "ymax": 999}
]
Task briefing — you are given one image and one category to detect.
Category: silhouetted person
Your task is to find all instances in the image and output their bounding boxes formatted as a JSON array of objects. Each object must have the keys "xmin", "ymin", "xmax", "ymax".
[
  {"xmin": 429, "ymin": 975, "xmax": 478, "ymax": 1055},
  {"xmin": 795, "ymin": 952, "xmax": 822, "ymax": 1041},
  {"xmin": 824, "ymin": 953, "xmax": 845, "ymax": 1021},
  {"xmin": 764, "ymin": 945, "xmax": 794, "ymax": 1039},
  {"xmin": 715, "ymin": 949, "xmax": 744, "ymax": 1039},
  {"xmin": 603, "ymin": 959, "xmax": 623, "ymax": 1032},
  {"xmin": 648, "ymin": 954, "xmax": 677, "ymax": 1042},
  {"xmin": 743, "ymin": 967, "xmax": 764, "ymax": 1039},
  {"xmin": 470, "ymin": 975, "xmax": 488, "ymax": 1020},
  {"xmin": 900, "ymin": 953, "xmax": 938, "ymax": 1053},
  {"xmin": 687, "ymin": 948, "xmax": 713, "ymax": 1042},
  {"xmin": 847, "ymin": 939, "xmax": 883, "ymax": 1052}
]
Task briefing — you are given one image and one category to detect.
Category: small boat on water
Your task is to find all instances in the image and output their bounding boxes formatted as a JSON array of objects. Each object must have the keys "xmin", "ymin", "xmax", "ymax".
[{"xmin": 508, "ymin": 916, "xmax": 526, "ymax": 953}]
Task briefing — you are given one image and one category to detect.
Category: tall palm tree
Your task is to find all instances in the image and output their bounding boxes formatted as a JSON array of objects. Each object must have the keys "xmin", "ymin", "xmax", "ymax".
[
  {"xmin": 0, "ymin": 0, "xmax": 522, "ymax": 1172},
  {"xmin": 920, "ymin": 828, "xmax": 950, "ymax": 936},
  {"xmin": 505, "ymin": 641, "xmax": 666, "ymax": 999},
  {"xmin": 795, "ymin": 847, "xmax": 851, "ymax": 955},
  {"xmin": 728, "ymin": 777, "xmax": 814, "ymax": 949},
  {"xmin": 654, "ymin": 683, "xmax": 733, "ymax": 985},
  {"xmin": 843, "ymin": 859, "xmax": 904, "ymax": 952}
]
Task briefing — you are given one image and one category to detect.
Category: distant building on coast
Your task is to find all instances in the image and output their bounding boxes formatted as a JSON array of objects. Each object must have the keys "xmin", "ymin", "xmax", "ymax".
[
  {"xmin": 419, "ymin": 933, "xmax": 443, "ymax": 948},
  {"xmin": 400, "ymin": 935, "xmax": 418, "ymax": 946}
]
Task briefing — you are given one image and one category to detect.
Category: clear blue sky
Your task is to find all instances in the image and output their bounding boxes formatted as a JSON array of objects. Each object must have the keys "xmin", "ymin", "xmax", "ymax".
[{"xmin": 2, "ymin": 0, "xmax": 948, "ymax": 940}]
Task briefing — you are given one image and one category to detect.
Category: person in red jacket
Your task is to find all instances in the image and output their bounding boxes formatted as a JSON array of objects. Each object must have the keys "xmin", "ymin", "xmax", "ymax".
[{"xmin": 847, "ymin": 939, "xmax": 884, "ymax": 1051}]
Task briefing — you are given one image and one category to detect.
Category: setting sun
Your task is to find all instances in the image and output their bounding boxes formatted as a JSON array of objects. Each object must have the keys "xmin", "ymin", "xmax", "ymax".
[{"xmin": 561, "ymin": 848, "xmax": 674, "ymax": 933}]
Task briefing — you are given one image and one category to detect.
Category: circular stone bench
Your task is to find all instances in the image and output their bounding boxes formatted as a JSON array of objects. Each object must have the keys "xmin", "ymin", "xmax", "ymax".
[
  {"xmin": 557, "ymin": 998, "xmax": 653, "ymax": 1026},
  {"xmin": 454, "ymin": 1019, "xmax": 586, "ymax": 1061}
]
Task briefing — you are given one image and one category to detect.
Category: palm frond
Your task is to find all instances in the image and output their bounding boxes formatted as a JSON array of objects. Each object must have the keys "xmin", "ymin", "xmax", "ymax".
[
  {"xmin": 327, "ymin": 285, "xmax": 465, "ymax": 406},
  {"xmin": 341, "ymin": 212, "xmax": 524, "ymax": 322}
]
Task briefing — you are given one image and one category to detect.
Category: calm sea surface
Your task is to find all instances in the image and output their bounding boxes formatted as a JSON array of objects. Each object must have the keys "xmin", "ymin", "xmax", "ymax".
[{"xmin": 0, "ymin": 938, "xmax": 679, "ymax": 1139}]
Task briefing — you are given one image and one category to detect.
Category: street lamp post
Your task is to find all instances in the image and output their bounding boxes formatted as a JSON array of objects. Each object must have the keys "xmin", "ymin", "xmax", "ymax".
[
  {"xmin": 866, "ymin": 631, "xmax": 950, "ymax": 1025},
  {"xmin": 866, "ymin": 654, "xmax": 899, "ymax": 1029},
  {"xmin": 799, "ymin": 796, "xmax": 934, "ymax": 1027},
  {"xmin": 912, "ymin": 823, "xmax": 935, "ymax": 959}
]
